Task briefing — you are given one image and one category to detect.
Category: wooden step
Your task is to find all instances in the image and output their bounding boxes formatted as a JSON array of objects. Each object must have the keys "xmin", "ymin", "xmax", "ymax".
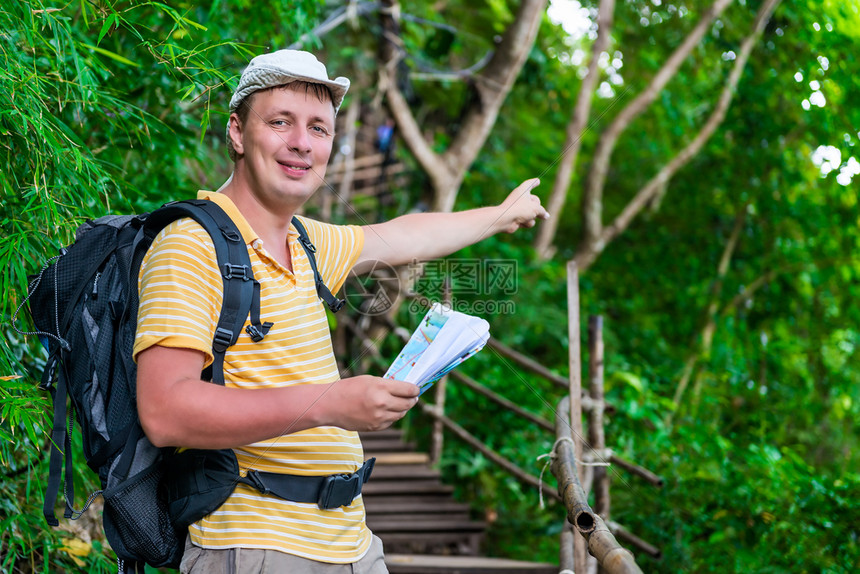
[
  {"xmin": 369, "ymin": 511, "xmax": 473, "ymax": 524},
  {"xmin": 360, "ymin": 429, "xmax": 405, "ymax": 441},
  {"xmin": 359, "ymin": 428, "xmax": 495, "ymax": 560},
  {"xmin": 371, "ymin": 464, "xmax": 440, "ymax": 480},
  {"xmin": 362, "ymin": 480, "xmax": 454, "ymax": 495},
  {"xmin": 378, "ymin": 532, "xmax": 484, "ymax": 554},
  {"xmin": 368, "ymin": 518, "xmax": 486, "ymax": 533},
  {"xmin": 365, "ymin": 499, "xmax": 472, "ymax": 515},
  {"xmin": 386, "ymin": 554, "xmax": 558, "ymax": 574},
  {"xmin": 371, "ymin": 452, "xmax": 431, "ymax": 465},
  {"xmin": 364, "ymin": 438, "xmax": 416, "ymax": 452}
]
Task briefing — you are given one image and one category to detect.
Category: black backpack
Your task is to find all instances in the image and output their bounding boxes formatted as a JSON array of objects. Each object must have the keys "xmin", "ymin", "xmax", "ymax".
[{"xmin": 13, "ymin": 199, "xmax": 344, "ymax": 571}]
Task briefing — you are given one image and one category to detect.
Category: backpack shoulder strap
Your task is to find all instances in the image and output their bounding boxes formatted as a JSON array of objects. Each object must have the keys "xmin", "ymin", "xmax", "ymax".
[
  {"xmin": 291, "ymin": 217, "xmax": 344, "ymax": 313},
  {"xmin": 139, "ymin": 200, "xmax": 271, "ymax": 385}
]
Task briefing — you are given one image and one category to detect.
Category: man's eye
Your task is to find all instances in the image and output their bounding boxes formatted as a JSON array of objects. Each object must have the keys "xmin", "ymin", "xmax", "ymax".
[{"xmin": 311, "ymin": 125, "xmax": 329, "ymax": 135}]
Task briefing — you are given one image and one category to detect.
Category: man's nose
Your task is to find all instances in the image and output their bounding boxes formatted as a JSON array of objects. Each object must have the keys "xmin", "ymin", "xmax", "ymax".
[{"xmin": 286, "ymin": 125, "xmax": 312, "ymax": 155}]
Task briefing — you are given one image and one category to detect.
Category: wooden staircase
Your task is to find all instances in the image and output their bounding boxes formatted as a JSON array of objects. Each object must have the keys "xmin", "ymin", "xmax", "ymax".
[{"xmin": 360, "ymin": 429, "xmax": 557, "ymax": 574}]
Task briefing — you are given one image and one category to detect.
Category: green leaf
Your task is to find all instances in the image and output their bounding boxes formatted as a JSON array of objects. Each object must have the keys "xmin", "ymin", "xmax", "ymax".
[
  {"xmin": 81, "ymin": 43, "xmax": 140, "ymax": 67},
  {"xmin": 97, "ymin": 13, "xmax": 116, "ymax": 45},
  {"xmin": 608, "ymin": 371, "xmax": 645, "ymax": 393}
]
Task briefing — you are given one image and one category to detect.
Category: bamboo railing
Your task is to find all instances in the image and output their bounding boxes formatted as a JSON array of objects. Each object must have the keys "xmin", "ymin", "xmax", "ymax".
[
  {"xmin": 340, "ymin": 269, "xmax": 663, "ymax": 569},
  {"xmin": 553, "ymin": 397, "xmax": 643, "ymax": 574}
]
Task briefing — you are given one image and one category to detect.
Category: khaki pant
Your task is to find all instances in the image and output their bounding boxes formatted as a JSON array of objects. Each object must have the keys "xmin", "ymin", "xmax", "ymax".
[{"xmin": 179, "ymin": 534, "xmax": 388, "ymax": 574}]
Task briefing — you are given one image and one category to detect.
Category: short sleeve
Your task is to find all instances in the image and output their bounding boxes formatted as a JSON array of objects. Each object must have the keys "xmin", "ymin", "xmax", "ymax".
[{"xmin": 133, "ymin": 219, "xmax": 223, "ymax": 366}]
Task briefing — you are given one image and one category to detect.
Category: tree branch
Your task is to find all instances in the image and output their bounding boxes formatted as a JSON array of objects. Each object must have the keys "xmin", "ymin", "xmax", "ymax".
[
  {"xmin": 581, "ymin": 0, "xmax": 733, "ymax": 248},
  {"xmin": 667, "ymin": 202, "xmax": 747, "ymax": 426},
  {"xmin": 575, "ymin": 0, "xmax": 781, "ymax": 271},
  {"xmin": 534, "ymin": 0, "xmax": 616, "ymax": 260},
  {"xmin": 289, "ymin": 1, "xmax": 380, "ymax": 49},
  {"xmin": 378, "ymin": 0, "xmax": 452, "ymax": 192},
  {"xmin": 380, "ymin": 0, "xmax": 547, "ymax": 212}
]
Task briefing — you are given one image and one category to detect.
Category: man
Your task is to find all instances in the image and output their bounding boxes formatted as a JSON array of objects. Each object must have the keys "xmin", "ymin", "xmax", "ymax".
[{"xmin": 135, "ymin": 49, "xmax": 548, "ymax": 573}]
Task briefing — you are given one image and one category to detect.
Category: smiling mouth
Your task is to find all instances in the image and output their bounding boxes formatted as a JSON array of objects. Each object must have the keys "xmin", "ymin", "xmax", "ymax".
[{"xmin": 278, "ymin": 161, "xmax": 311, "ymax": 173}]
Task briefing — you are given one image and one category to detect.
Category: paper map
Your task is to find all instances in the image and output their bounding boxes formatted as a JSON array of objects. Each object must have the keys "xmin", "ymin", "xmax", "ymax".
[{"xmin": 384, "ymin": 302, "xmax": 490, "ymax": 395}]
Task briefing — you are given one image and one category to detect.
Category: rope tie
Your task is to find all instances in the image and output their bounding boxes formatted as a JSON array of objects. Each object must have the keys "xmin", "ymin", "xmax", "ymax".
[{"xmin": 536, "ymin": 437, "xmax": 611, "ymax": 509}]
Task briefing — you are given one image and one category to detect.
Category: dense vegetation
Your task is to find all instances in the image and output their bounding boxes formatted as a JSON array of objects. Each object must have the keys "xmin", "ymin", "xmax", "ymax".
[{"xmin": 2, "ymin": 1, "xmax": 857, "ymax": 572}]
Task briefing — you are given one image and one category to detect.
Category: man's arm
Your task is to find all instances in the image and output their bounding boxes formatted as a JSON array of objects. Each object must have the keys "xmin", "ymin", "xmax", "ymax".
[
  {"xmin": 137, "ymin": 345, "xmax": 419, "ymax": 449},
  {"xmin": 354, "ymin": 178, "xmax": 548, "ymax": 273}
]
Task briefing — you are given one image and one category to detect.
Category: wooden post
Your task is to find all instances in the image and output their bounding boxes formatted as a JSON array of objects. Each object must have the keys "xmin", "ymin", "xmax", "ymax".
[
  {"xmin": 333, "ymin": 97, "xmax": 360, "ymax": 220},
  {"xmin": 553, "ymin": 396, "xmax": 644, "ymax": 574},
  {"xmin": 588, "ymin": 315, "xmax": 608, "ymax": 574},
  {"xmin": 429, "ymin": 277, "xmax": 451, "ymax": 465},
  {"xmin": 560, "ymin": 521, "xmax": 576, "ymax": 573},
  {"xmin": 567, "ymin": 260, "xmax": 587, "ymax": 573}
]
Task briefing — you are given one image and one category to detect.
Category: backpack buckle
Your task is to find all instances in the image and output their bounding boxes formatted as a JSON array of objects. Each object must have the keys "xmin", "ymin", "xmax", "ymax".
[
  {"xmin": 245, "ymin": 322, "xmax": 273, "ymax": 343},
  {"xmin": 299, "ymin": 236, "xmax": 317, "ymax": 253},
  {"xmin": 213, "ymin": 327, "xmax": 234, "ymax": 353},
  {"xmin": 222, "ymin": 263, "xmax": 251, "ymax": 281},
  {"xmin": 317, "ymin": 472, "xmax": 362, "ymax": 510}
]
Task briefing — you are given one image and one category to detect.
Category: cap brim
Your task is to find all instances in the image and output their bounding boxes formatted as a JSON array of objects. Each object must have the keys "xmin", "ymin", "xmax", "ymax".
[{"xmin": 229, "ymin": 67, "xmax": 350, "ymax": 113}]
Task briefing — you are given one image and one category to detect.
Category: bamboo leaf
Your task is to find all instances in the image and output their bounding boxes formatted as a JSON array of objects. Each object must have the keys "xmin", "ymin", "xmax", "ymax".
[
  {"xmin": 97, "ymin": 13, "xmax": 116, "ymax": 45},
  {"xmin": 80, "ymin": 43, "xmax": 140, "ymax": 67},
  {"xmin": 180, "ymin": 16, "xmax": 208, "ymax": 31}
]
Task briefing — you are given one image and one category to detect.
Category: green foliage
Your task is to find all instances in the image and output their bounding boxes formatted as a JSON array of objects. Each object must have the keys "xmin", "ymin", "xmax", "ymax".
[
  {"xmin": 1, "ymin": 0, "xmax": 320, "ymax": 570},
  {"xmin": 392, "ymin": 0, "xmax": 859, "ymax": 570},
  {"xmin": 2, "ymin": 0, "xmax": 859, "ymax": 571}
]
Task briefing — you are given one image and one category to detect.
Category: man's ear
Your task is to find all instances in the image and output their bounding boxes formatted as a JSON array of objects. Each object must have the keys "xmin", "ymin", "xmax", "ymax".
[{"xmin": 228, "ymin": 113, "xmax": 244, "ymax": 156}]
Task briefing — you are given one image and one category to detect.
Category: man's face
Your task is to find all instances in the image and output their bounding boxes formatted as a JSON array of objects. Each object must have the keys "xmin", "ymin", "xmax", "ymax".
[{"xmin": 230, "ymin": 85, "xmax": 336, "ymax": 211}]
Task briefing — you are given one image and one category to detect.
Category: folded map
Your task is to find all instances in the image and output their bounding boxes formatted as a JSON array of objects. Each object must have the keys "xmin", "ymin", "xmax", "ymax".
[{"xmin": 384, "ymin": 302, "xmax": 490, "ymax": 394}]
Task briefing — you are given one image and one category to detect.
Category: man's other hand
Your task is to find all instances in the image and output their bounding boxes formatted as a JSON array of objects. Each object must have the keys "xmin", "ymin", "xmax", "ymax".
[
  {"xmin": 323, "ymin": 375, "xmax": 420, "ymax": 432},
  {"xmin": 497, "ymin": 178, "xmax": 550, "ymax": 233}
]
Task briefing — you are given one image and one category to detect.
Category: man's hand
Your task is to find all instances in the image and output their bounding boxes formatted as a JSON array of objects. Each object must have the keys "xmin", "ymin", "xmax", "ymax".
[
  {"xmin": 496, "ymin": 178, "xmax": 550, "ymax": 233},
  {"xmin": 321, "ymin": 375, "xmax": 420, "ymax": 432}
]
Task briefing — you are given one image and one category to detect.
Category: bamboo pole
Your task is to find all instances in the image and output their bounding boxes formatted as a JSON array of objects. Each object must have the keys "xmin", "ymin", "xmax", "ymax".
[
  {"xmin": 486, "ymin": 338, "xmax": 605, "ymax": 413},
  {"xmin": 588, "ymin": 316, "xmax": 606, "ymax": 574},
  {"xmin": 607, "ymin": 454, "xmax": 664, "ymax": 488},
  {"xmin": 567, "ymin": 261, "xmax": 587, "ymax": 573},
  {"xmin": 487, "ymin": 336, "xmax": 570, "ymax": 388},
  {"xmin": 553, "ymin": 396, "xmax": 644, "ymax": 574},
  {"xmin": 560, "ymin": 522, "xmax": 576, "ymax": 573},
  {"xmin": 608, "ymin": 521, "xmax": 662, "ymax": 560},
  {"xmin": 449, "ymin": 370, "xmax": 554, "ymax": 432},
  {"xmin": 429, "ymin": 278, "xmax": 451, "ymax": 465},
  {"xmin": 588, "ymin": 316, "xmax": 609, "ymax": 525}
]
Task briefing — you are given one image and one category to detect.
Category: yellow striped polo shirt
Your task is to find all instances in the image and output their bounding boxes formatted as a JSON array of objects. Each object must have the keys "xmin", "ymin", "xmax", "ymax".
[{"xmin": 133, "ymin": 191, "xmax": 369, "ymax": 563}]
